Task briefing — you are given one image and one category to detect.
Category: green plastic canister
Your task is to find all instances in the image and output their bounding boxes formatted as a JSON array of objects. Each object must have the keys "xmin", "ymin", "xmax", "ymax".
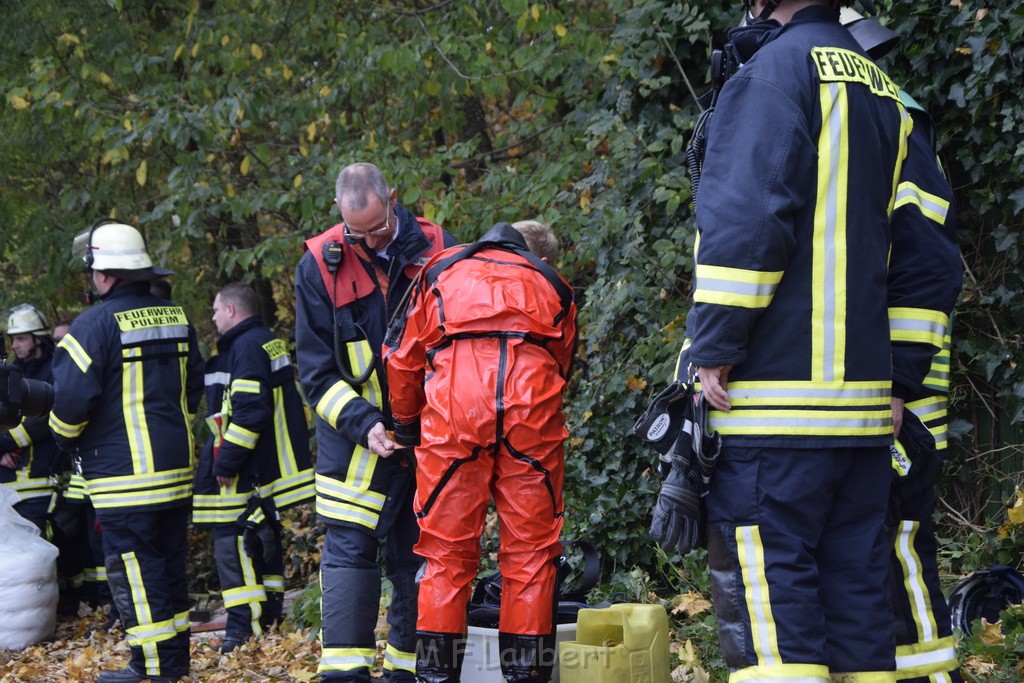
[{"xmin": 557, "ymin": 603, "xmax": 670, "ymax": 683}]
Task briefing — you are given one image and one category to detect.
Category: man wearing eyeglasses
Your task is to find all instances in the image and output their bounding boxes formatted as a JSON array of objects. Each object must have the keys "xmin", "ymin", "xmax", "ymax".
[{"xmin": 294, "ymin": 162, "xmax": 458, "ymax": 683}]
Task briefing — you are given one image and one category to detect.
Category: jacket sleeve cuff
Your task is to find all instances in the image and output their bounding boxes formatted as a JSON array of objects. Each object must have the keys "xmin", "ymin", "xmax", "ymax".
[{"xmin": 393, "ymin": 419, "xmax": 421, "ymax": 448}]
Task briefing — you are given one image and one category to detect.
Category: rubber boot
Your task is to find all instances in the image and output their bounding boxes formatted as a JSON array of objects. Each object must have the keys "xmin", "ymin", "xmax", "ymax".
[
  {"xmin": 497, "ymin": 632, "xmax": 555, "ymax": 683},
  {"xmin": 415, "ymin": 631, "xmax": 465, "ymax": 683}
]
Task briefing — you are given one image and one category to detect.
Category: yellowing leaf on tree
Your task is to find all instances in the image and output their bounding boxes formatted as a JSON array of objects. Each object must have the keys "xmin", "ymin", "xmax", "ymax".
[
  {"xmin": 191, "ymin": 42, "xmax": 200, "ymax": 58},
  {"xmin": 402, "ymin": 140, "xmax": 412, "ymax": 153},
  {"xmin": 555, "ymin": 24, "xmax": 567, "ymax": 38},
  {"xmin": 582, "ymin": 410, "xmax": 592, "ymax": 423},
  {"xmin": 173, "ymin": 44, "xmax": 185, "ymax": 62},
  {"xmin": 531, "ymin": 4, "xmax": 540, "ymax": 20},
  {"xmin": 240, "ymin": 155, "xmax": 252, "ymax": 176},
  {"xmin": 293, "ymin": 173, "xmax": 303, "ymax": 188},
  {"xmin": 97, "ymin": 72, "xmax": 113, "ymax": 88},
  {"xmin": 282, "ymin": 64, "xmax": 293, "ymax": 80},
  {"xmin": 319, "ymin": 85, "xmax": 331, "ymax": 98},
  {"xmin": 579, "ymin": 190, "xmax": 591, "ymax": 213},
  {"xmin": 9, "ymin": 95, "xmax": 30, "ymax": 110},
  {"xmin": 135, "ymin": 160, "xmax": 147, "ymax": 187},
  {"xmin": 59, "ymin": 33, "xmax": 80, "ymax": 45},
  {"xmin": 235, "ymin": 104, "xmax": 245, "ymax": 120},
  {"xmin": 306, "ymin": 121, "xmax": 317, "ymax": 142},
  {"xmin": 124, "ymin": 118, "xmax": 133, "ymax": 131},
  {"xmin": 626, "ymin": 375, "xmax": 647, "ymax": 391},
  {"xmin": 226, "ymin": 183, "xmax": 235, "ymax": 197},
  {"xmin": 1007, "ymin": 487, "xmax": 1024, "ymax": 525},
  {"xmin": 602, "ymin": 53, "xmax": 620, "ymax": 63},
  {"xmin": 299, "ymin": 144, "xmax": 309, "ymax": 157},
  {"xmin": 221, "ymin": 34, "xmax": 230, "ymax": 46},
  {"xmin": 101, "ymin": 147, "xmax": 128, "ymax": 165},
  {"xmin": 366, "ymin": 130, "xmax": 378, "ymax": 150},
  {"xmin": 251, "ymin": 43, "xmax": 264, "ymax": 60}
]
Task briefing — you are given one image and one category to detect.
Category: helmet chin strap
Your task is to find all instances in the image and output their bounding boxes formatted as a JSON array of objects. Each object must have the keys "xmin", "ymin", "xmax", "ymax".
[{"xmin": 757, "ymin": 0, "xmax": 781, "ymax": 20}]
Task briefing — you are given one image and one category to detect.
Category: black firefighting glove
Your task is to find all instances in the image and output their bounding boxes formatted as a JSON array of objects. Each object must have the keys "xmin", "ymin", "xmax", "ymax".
[
  {"xmin": 52, "ymin": 497, "xmax": 85, "ymax": 538},
  {"xmin": 393, "ymin": 418, "xmax": 421, "ymax": 448},
  {"xmin": 242, "ymin": 518, "xmax": 278, "ymax": 564},
  {"xmin": 649, "ymin": 429, "xmax": 703, "ymax": 555},
  {"xmin": 635, "ymin": 382, "xmax": 691, "ymax": 455},
  {"xmin": 887, "ymin": 408, "xmax": 939, "ymax": 528}
]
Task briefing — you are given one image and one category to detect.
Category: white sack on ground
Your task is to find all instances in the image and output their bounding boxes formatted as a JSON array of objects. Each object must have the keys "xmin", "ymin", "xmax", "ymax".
[{"xmin": 0, "ymin": 485, "xmax": 59, "ymax": 650}]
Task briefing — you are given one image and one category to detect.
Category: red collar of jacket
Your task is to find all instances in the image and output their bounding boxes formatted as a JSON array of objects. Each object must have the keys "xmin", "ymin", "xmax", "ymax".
[{"xmin": 304, "ymin": 217, "xmax": 445, "ymax": 307}]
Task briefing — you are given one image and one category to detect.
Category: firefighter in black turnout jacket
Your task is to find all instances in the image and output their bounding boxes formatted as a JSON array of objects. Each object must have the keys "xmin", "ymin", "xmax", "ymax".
[
  {"xmin": 193, "ymin": 282, "xmax": 315, "ymax": 653},
  {"xmin": 1, "ymin": 304, "xmax": 64, "ymax": 534},
  {"xmin": 294, "ymin": 162, "xmax": 457, "ymax": 682},
  {"xmin": 49, "ymin": 221, "xmax": 203, "ymax": 683}
]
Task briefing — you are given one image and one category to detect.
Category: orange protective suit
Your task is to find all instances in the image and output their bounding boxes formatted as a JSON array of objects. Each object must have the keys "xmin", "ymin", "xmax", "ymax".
[{"xmin": 386, "ymin": 223, "xmax": 576, "ymax": 636}]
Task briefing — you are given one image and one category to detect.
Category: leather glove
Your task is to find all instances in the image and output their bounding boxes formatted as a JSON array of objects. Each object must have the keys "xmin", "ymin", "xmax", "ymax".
[
  {"xmin": 393, "ymin": 418, "xmax": 421, "ymax": 448},
  {"xmin": 635, "ymin": 382, "xmax": 691, "ymax": 454},
  {"xmin": 242, "ymin": 520, "xmax": 278, "ymax": 564},
  {"xmin": 649, "ymin": 431, "xmax": 703, "ymax": 554}
]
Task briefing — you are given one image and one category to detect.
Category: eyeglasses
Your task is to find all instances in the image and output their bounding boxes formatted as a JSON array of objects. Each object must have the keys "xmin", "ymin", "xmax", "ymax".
[{"xmin": 343, "ymin": 208, "xmax": 392, "ymax": 244}]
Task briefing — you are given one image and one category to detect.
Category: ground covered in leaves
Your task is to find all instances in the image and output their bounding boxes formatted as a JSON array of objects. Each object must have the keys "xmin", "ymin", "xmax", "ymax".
[{"xmin": 0, "ymin": 606, "xmax": 323, "ymax": 683}]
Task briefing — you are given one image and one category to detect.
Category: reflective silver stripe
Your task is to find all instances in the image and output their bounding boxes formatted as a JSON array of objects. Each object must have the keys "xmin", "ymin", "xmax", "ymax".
[
  {"xmin": 315, "ymin": 474, "xmax": 385, "ymax": 510},
  {"xmin": 896, "ymin": 521, "xmax": 933, "ymax": 642},
  {"xmin": 273, "ymin": 388, "xmax": 297, "ymax": 477},
  {"xmin": 225, "ymin": 424, "xmax": 259, "ymax": 448},
  {"xmin": 320, "ymin": 651, "xmax": 376, "ymax": 670},
  {"xmin": 122, "ymin": 347, "xmax": 150, "ymax": 473},
  {"xmin": 695, "ymin": 275, "xmax": 779, "ymax": 300},
  {"xmin": 90, "ymin": 485, "xmax": 193, "ymax": 509},
  {"xmin": 727, "ymin": 385, "xmax": 889, "ymax": 401},
  {"xmin": 60, "ymin": 334, "xmax": 93, "ymax": 373},
  {"xmin": 222, "ymin": 586, "xmax": 266, "ymax": 608},
  {"xmin": 87, "ymin": 469, "xmax": 193, "ymax": 493},
  {"xmin": 317, "ymin": 382, "xmax": 359, "ymax": 426},
  {"xmin": 895, "ymin": 642, "xmax": 958, "ymax": 672},
  {"xmin": 737, "ymin": 525, "xmax": 776, "ymax": 665},
  {"xmin": 316, "ymin": 497, "xmax": 380, "ymax": 528},
  {"xmin": 821, "ymin": 82, "xmax": 843, "ymax": 383},
  {"xmin": 889, "ymin": 316, "xmax": 947, "ymax": 339},
  {"xmin": 383, "ymin": 645, "xmax": 416, "ymax": 672},
  {"xmin": 895, "ymin": 182, "xmax": 950, "ymax": 224},
  {"xmin": 120, "ymin": 325, "xmax": 189, "ymax": 345},
  {"xmin": 270, "ymin": 355, "xmax": 291, "ymax": 372},
  {"xmin": 205, "ymin": 371, "xmax": 231, "ymax": 386},
  {"xmin": 348, "ymin": 447, "xmax": 373, "ymax": 489},
  {"xmin": 710, "ymin": 412, "xmax": 891, "ymax": 431}
]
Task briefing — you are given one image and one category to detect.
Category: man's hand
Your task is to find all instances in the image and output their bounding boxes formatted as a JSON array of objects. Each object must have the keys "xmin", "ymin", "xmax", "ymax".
[
  {"xmin": 696, "ymin": 365, "xmax": 733, "ymax": 412},
  {"xmin": 891, "ymin": 396, "xmax": 905, "ymax": 439},
  {"xmin": 217, "ymin": 475, "xmax": 236, "ymax": 489},
  {"xmin": 1, "ymin": 452, "xmax": 21, "ymax": 469},
  {"xmin": 367, "ymin": 421, "xmax": 396, "ymax": 458}
]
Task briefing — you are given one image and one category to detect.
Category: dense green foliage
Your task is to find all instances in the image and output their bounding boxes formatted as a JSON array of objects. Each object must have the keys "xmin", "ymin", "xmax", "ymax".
[{"xmin": 3, "ymin": 0, "xmax": 1024, "ymax": 676}]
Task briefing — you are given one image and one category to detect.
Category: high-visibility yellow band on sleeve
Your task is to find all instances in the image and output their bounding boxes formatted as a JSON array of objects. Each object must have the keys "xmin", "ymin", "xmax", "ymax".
[
  {"xmin": 231, "ymin": 378, "xmax": 262, "ymax": 395},
  {"xmin": 894, "ymin": 181, "xmax": 950, "ymax": 225},
  {"xmin": 694, "ymin": 264, "xmax": 783, "ymax": 309},
  {"xmin": 224, "ymin": 423, "xmax": 259, "ymax": 449},
  {"xmin": 316, "ymin": 381, "xmax": 360, "ymax": 428},
  {"xmin": 49, "ymin": 412, "xmax": 88, "ymax": 439},
  {"xmin": 59, "ymin": 334, "xmax": 93, "ymax": 374}
]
